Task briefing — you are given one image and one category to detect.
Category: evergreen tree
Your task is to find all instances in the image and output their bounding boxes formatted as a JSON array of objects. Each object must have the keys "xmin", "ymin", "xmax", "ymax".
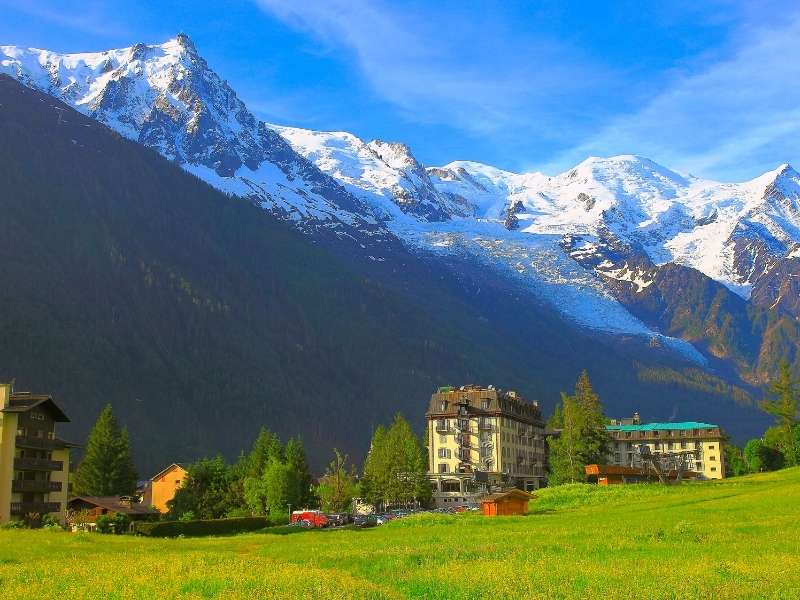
[
  {"xmin": 246, "ymin": 428, "xmax": 283, "ymax": 477},
  {"xmin": 759, "ymin": 361, "xmax": 800, "ymax": 466},
  {"xmin": 547, "ymin": 371, "xmax": 611, "ymax": 485},
  {"xmin": 361, "ymin": 415, "xmax": 429, "ymax": 507},
  {"xmin": 361, "ymin": 425, "xmax": 388, "ymax": 506},
  {"xmin": 242, "ymin": 428, "xmax": 283, "ymax": 515},
  {"xmin": 547, "ymin": 402, "xmax": 564, "ymax": 429},
  {"xmin": 73, "ymin": 405, "xmax": 137, "ymax": 496},
  {"xmin": 317, "ymin": 449, "xmax": 357, "ymax": 513},
  {"xmin": 285, "ymin": 437, "xmax": 314, "ymax": 507}
]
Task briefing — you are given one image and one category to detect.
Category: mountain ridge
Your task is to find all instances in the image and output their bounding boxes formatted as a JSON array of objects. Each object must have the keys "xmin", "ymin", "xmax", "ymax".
[{"xmin": 2, "ymin": 35, "xmax": 798, "ymax": 386}]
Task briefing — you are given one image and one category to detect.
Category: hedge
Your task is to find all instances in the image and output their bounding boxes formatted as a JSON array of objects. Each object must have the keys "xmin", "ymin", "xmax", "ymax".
[{"xmin": 134, "ymin": 517, "xmax": 271, "ymax": 537}]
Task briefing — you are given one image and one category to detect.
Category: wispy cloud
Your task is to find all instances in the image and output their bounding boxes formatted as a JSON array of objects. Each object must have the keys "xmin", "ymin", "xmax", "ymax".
[
  {"xmin": 256, "ymin": 1, "xmax": 799, "ymax": 180},
  {"xmin": 254, "ymin": 0, "xmax": 621, "ymax": 142},
  {"xmin": 0, "ymin": 0, "xmax": 129, "ymax": 39},
  {"xmin": 537, "ymin": 11, "xmax": 800, "ymax": 180}
]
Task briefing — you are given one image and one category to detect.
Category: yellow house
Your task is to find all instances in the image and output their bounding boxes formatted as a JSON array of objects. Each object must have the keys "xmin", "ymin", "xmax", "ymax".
[
  {"xmin": 0, "ymin": 382, "xmax": 77, "ymax": 524},
  {"xmin": 142, "ymin": 463, "xmax": 187, "ymax": 513}
]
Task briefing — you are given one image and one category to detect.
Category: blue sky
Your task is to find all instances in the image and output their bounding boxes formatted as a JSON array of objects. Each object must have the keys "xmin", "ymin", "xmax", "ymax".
[{"xmin": 2, "ymin": 0, "xmax": 799, "ymax": 180}]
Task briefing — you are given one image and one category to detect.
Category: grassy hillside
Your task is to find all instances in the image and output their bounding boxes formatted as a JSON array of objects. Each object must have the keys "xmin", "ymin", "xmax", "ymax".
[{"xmin": 2, "ymin": 468, "xmax": 799, "ymax": 599}]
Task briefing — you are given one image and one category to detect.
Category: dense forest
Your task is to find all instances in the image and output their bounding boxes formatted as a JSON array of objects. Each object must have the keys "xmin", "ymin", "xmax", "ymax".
[{"xmin": 0, "ymin": 76, "xmax": 770, "ymax": 473}]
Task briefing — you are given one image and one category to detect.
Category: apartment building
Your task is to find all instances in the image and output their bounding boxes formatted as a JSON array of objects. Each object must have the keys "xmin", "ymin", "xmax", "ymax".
[
  {"xmin": 0, "ymin": 382, "xmax": 76, "ymax": 524},
  {"xmin": 426, "ymin": 385, "xmax": 546, "ymax": 507},
  {"xmin": 606, "ymin": 415, "xmax": 725, "ymax": 480}
]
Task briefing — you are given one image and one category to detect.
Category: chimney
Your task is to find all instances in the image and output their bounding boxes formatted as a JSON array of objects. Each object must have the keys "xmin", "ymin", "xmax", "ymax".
[{"xmin": 633, "ymin": 412, "xmax": 641, "ymax": 425}]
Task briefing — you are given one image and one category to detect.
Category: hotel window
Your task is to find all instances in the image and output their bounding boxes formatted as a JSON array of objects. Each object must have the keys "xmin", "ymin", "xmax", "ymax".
[
  {"xmin": 710, "ymin": 467, "xmax": 717, "ymax": 472},
  {"xmin": 708, "ymin": 444, "xmax": 715, "ymax": 450},
  {"xmin": 481, "ymin": 399, "xmax": 490, "ymax": 410},
  {"xmin": 709, "ymin": 456, "xmax": 716, "ymax": 461},
  {"xmin": 438, "ymin": 463, "xmax": 449, "ymax": 473},
  {"xmin": 440, "ymin": 401, "xmax": 447, "ymax": 411}
]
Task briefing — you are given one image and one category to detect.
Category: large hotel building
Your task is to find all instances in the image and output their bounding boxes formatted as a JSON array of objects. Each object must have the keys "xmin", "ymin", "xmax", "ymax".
[
  {"xmin": 0, "ymin": 383, "xmax": 75, "ymax": 524},
  {"xmin": 426, "ymin": 385, "xmax": 546, "ymax": 507},
  {"xmin": 605, "ymin": 413, "xmax": 726, "ymax": 479}
]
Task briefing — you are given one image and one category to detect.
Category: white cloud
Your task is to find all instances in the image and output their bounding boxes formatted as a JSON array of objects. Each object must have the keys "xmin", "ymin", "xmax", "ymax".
[
  {"xmin": 254, "ymin": 0, "xmax": 619, "ymax": 139},
  {"xmin": 544, "ymin": 12, "xmax": 800, "ymax": 180}
]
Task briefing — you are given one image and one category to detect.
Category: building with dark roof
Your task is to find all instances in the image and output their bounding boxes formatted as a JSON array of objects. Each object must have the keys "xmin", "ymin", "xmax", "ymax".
[
  {"xmin": 0, "ymin": 382, "xmax": 79, "ymax": 524},
  {"xmin": 426, "ymin": 385, "xmax": 546, "ymax": 508}
]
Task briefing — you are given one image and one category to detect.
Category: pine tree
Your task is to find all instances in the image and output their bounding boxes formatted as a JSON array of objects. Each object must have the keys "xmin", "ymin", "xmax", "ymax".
[
  {"xmin": 759, "ymin": 361, "xmax": 800, "ymax": 466},
  {"xmin": 243, "ymin": 428, "xmax": 284, "ymax": 515},
  {"xmin": 361, "ymin": 415, "xmax": 428, "ymax": 507},
  {"xmin": 285, "ymin": 437, "xmax": 314, "ymax": 507},
  {"xmin": 361, "ymin": 425, "xmax": 388, "ymax": 506},
  {"xmin": 246, "ymin": 428, "xmax": 283, "ymax": 477},
  {"xmin": 547, "ymin": 371, "xmax": 611, "ymax": 485},
  {"xmin": 73, "ymin": 405, "xmax": 137, "ymax": 496}
]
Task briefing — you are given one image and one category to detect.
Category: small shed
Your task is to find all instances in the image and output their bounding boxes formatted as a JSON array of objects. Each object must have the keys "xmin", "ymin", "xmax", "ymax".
[{"xmin": 480, "ymin": 489, "xmax": 535, "ymax": 516}]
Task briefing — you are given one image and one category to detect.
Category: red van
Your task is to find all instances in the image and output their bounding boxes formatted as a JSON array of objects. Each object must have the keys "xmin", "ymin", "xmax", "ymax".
[{"xmin": 290, "ymin": 510, "xmax": 329, "ymax": 528}]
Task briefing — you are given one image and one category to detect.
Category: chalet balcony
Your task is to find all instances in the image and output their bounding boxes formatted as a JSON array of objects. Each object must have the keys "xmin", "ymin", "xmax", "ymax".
[
  {"xmin": 12, "ymin": 480, "xmax": 62, "ymax": 493},
  {"xmin": 434, "ymin": 424, "xmax": 452, "ymax": 434},
  {"xmin": 10, "ymin": 502, "xmax": 61, "ymax": 516},
  {"xmin": 13, "ymin": 457, "xmax": 64, "ymax": 472},
  {"xmin": 15, "ymin": 435, "xmax": 62, "ymax": 450}
]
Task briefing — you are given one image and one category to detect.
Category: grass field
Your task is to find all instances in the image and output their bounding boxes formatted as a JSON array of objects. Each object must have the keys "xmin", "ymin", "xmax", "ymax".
[{"xmin": 2, "ymin": 468, "xmax": 799, "ymax": 599}]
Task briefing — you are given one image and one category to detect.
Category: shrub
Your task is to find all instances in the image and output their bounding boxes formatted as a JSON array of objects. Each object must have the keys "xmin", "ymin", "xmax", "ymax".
[
  {"xmin": 95, "ymin": 515, "xmax": 113, "ymax": 534},
  {"xmin": 0, "ymin": 519, "xmax": 26, "ymax": 530},
  {"xmin": 41, "ymin": 514, "xmax": 62, "ymax": 530},
  {"xmin": 111, "ymin": 512, "xmax": 132, "ymax": 534},
  {"xmin": 134, "ymin": 517, "xmax": 270, "ymax": 538}
]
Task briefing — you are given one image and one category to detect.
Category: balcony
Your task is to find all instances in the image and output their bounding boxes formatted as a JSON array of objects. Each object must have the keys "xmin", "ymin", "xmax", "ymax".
[
  {"xmin": 434, "ymin": 424, "xmax": 452, "ymax": 434},
  {"xmin": 15, "ymin": 435, "xmax": 62, "ymax": 450},
  {"xmin": 10, "ymin": 502, "xmax": 61, "ymax": 516},
  {"xmin": 13, "ymin": 457, "xmax": 64, "ymax": 471},
  {"xmin": 12, "ymin": 480, "xmax": 62, "ymax": 493}
]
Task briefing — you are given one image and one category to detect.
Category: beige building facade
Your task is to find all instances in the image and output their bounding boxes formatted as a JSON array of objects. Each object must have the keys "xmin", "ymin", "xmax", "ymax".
[
  {"xmin": 606, "ymin": 417, "xmax": 726, "ymax": 480},
  {"xmin": 426, "ymin": 385, "xmax": 546, "ymax": 507},
  {"xmin": 0, "ymin": 383, "xmax": 75, "ymax": 524}
]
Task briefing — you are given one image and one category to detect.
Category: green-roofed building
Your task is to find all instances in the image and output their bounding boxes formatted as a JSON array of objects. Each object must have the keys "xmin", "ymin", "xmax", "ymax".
[{"xmin": 605, "ymin": 413, "xmax": 725, "ymax": 480}]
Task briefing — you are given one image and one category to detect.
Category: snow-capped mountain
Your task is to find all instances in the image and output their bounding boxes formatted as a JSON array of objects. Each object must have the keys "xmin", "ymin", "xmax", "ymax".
[
  {"xmin": 427, "ymin": 156, "xmax": 800, "ymax": 300},
  {"xmin": 0, "ymin": 35, "xmax": 387, "ymax": 245},
  {"xmin": 3, "ymin": 35, "xmax": 799, "ymax": 376}
]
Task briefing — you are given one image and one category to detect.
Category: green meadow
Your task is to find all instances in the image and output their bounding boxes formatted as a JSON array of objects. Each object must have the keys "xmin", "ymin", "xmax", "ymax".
[{"xmin": 2, "ymin": 468, "xmax": 799, "ymax": 599}]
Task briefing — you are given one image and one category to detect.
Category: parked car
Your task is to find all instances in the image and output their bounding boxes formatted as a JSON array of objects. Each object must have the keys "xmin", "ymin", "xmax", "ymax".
[{"xmin": 354, "ymin": 514, "xmax": 379, "ymax": 528}]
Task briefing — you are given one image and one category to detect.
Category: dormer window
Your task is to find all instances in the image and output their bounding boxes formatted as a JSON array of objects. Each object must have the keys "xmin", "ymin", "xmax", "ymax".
[
  {"xmin": 481, "ymin": 399, "xmax": 490, "ymax": 410},
  {"xmin": 440, "ymin": 401, "xmax": 447, "ymax": 412}
]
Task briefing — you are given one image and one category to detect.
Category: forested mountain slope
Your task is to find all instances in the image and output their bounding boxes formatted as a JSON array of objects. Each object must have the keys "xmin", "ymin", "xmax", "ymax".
[{"xmin": 0, "ymin": 76, "xmax": 769, "ymax": 471}]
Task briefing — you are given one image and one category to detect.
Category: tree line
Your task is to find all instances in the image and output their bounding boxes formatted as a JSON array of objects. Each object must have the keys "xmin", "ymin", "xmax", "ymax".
[
  {"xmin": 724, "ymin": 361, "xmax": 800, "ymax": 476},
  {"xmin": 72, "ymin": 408, "xmax": 429, "ymax": 519}
]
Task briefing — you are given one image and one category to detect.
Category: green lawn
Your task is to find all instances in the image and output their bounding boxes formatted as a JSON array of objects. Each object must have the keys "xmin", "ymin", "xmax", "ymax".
[{"xmin": 2, "ymin": 468, "xmax": 800, "ymax": 599}]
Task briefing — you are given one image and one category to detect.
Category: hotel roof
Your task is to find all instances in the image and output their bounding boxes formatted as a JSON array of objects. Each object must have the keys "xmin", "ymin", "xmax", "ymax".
[{"xmin": 606, "ymin": 422, "xmax": 718, "ymax": 432}]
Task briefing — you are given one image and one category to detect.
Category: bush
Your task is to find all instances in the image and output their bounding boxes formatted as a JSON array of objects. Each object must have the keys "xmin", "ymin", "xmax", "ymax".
[
  {"xmin": 95, "ymin": 515, "xmax": 113, "ymax": 534},
  {"xmin": 111, "ymin": 512, "xmax": 132, "ymax": 534},
  {"xmin": 134, "ymin": 517, "xmax": 270, "ymax": 538},
  {"xmin": 0, "ymin": 519, "xmax": 26, "ymax": 530},
  {"xmin": 41, "ymin": 514, "xmax": 62, "ymax": 530}
]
